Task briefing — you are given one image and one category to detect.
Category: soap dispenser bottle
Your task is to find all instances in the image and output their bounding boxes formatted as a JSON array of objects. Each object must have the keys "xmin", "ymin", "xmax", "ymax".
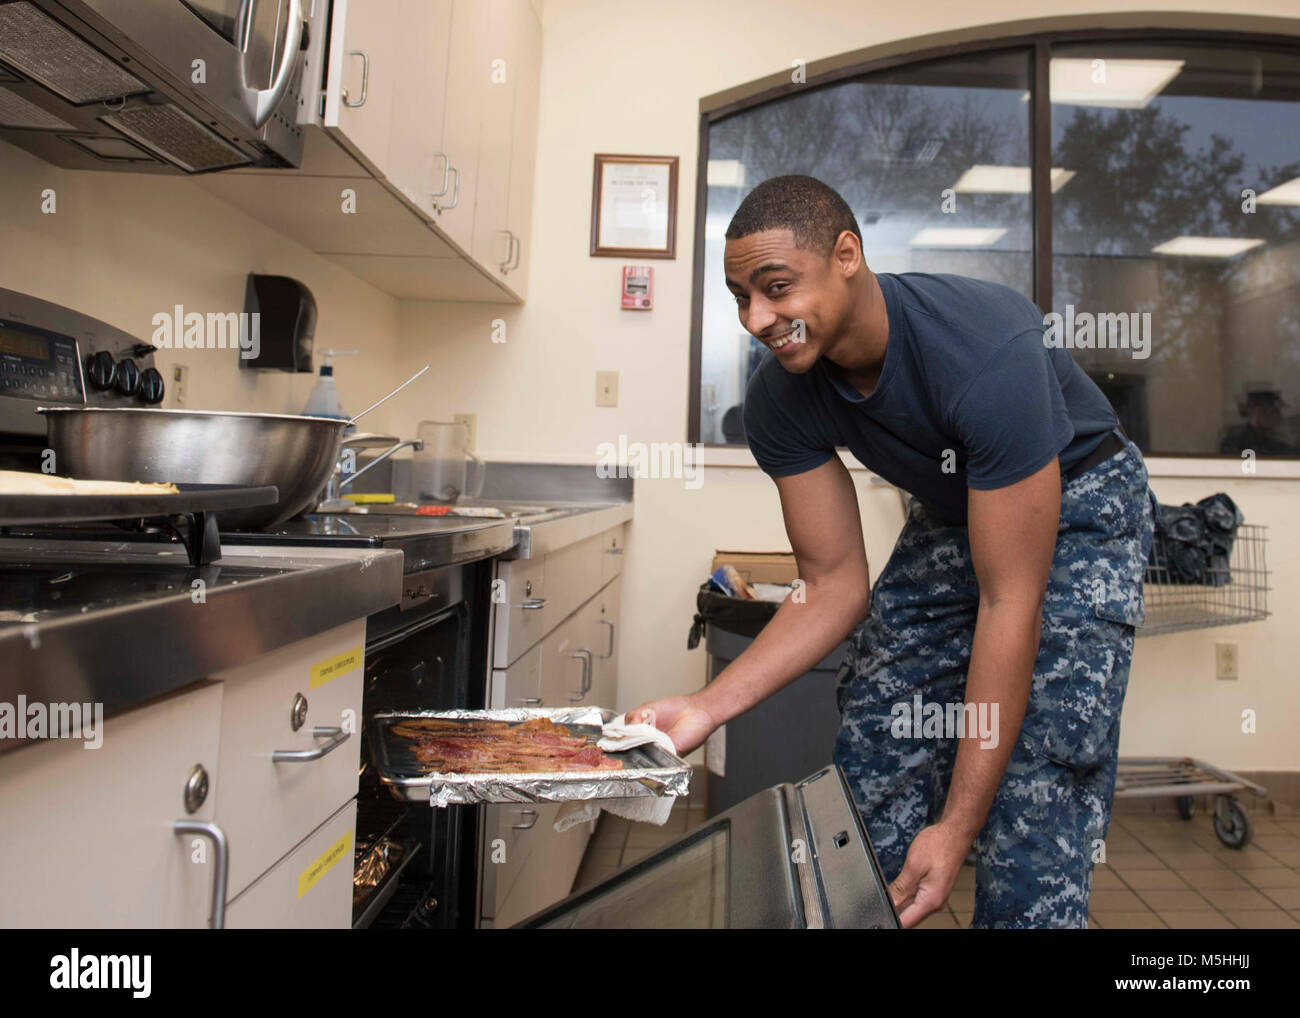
[{"xmin": 303, "ymin": 348, "xmax": 359, "ymax": 429}]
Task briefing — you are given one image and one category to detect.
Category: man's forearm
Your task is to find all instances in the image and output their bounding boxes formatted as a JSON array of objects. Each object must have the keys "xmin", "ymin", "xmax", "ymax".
[
  {"xmin": 695, "ymin": 578, "xmax": 868, "ymax": 726},
  {"xmin": 938, "ymin": 600, "xmax": 1041, "ymax": 843}
]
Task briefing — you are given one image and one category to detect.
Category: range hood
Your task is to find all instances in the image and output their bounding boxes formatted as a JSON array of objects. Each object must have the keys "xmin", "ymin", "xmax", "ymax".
[{"xmin": 0, "ymin": 0, "xmax": 327, "ymax": 174}]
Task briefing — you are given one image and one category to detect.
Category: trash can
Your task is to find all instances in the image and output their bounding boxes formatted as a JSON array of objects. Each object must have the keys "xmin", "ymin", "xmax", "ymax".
[{"xmin": 690, "ymin": 585, "xmax": 848, "ymax": 816}]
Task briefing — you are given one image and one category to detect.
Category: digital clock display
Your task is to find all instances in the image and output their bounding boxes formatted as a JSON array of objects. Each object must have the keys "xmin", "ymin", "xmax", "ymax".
[{"xmin": 0, "ymin": 323, "xmax": 51, "ymax": 361}]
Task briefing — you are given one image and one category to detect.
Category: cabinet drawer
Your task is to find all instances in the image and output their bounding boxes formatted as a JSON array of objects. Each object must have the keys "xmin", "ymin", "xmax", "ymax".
[
  {"xmin": 538, "ymin": 606, "xmax": 596, "ymax": 709},
  {"xmin": 489, "ymin": 643, "xmax": 542, "ymax": 709},
  {"xmin": 225, "ymin": 799, "xmax": 357, "ymax": 929},
  {"xmin": 495, "ymin": 806, "xmax": 593, "ymax": 927},
  {"xmin": 492, "ymin": 555, "xmax": 547, "ymax": 668},
  {"xmin": 0, "ymin": 682, "xmax": 223, "ymax": 928},
  {"xmin": 480, "ymin": 800, "xmax": 550, "ymax": 923},
  {"xmin": 213, "ymin": 620, "xmax": 366, "ymax": 898},
  {"xmin": 543, "ymin": 535, "xmax": 603, "ymax": 631}
]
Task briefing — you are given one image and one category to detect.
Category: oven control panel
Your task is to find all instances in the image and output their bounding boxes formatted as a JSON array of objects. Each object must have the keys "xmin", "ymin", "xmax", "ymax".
[
  {"xmin": 0, "ymin": 320, "xmax": 84, "ymax": 404},
  {"xmin": 0, "ymin": 287, "xmax": 164, "ymax": 437}
]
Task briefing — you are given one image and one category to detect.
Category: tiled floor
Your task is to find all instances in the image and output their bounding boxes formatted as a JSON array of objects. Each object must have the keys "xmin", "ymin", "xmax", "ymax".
[
  {"xmin": 572, "ymin": 793, "xmax": 1300, "ymax": 929},
  {"xmin": 571, "ymin": 778, "xmax": 711, "ymax": 895},
  {"xmin": 914, "ymin": 812, "xmax": 1300, "ymax": 929}
]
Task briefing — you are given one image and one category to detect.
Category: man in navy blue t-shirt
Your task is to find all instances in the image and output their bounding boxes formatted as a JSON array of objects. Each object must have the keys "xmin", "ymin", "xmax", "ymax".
[{"xmin": 627, "ymin": 175, "xmax": 1156, "ymax": 929}]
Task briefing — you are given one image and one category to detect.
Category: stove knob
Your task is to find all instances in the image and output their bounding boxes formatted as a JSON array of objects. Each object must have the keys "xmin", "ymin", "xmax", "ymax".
[
  {"xmin": 115, "ymin": 358, "xmax": 140, "ymax": 397},
  {"xmin": 86, "ymin": 350, "xmax": 117, "ymax": 391},
  {"xmin": 140, "ymin": 366, "xmax": 165, "ymax": 405}
]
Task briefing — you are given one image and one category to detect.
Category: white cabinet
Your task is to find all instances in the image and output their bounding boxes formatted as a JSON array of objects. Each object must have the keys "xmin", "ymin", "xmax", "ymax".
[
  {"xmin": 211, "ymin": 619, "xmax": 366, "ymax": 899},
  {"xmin": 225, "ymin": 799, "xmax": 357, "ymax": 929},
  {"xmin": 297, "ymin": 0, "xmax": 542, "ymax": 299},
  {"xmin": 322, "ymin": 0, "xmax": 402, "ymax": 179},
  {"xmin": 0, "ymin": 682, "xmax": 225, "ymax": 928},
  {"xmin": 478, "ymin": 525, "xmax": 628, "ymax": 927},
  {"xmin": 385, "ymin": 0, "xmax": 455, "ymax": 219},
  {"xmin": 502, "ymin": 1, "xmax": 542, "ymax": 293}
]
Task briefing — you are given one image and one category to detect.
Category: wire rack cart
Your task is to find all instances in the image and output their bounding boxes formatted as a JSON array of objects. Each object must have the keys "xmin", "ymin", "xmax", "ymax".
[{"xmin": 1118, "ymin": 523, "xmax": 1272, "ymax": 848}]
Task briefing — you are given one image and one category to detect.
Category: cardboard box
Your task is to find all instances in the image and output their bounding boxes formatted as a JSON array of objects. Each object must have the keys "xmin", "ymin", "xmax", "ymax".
[{"xmin": 711, "ymin": 550, "xmax": 798, "ymax": 585}]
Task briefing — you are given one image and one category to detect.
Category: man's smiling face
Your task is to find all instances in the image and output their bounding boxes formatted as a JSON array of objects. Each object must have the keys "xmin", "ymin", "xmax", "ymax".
[{"xmin": 723, "ymin": 228, "xmax": 848, "ymax": 374}]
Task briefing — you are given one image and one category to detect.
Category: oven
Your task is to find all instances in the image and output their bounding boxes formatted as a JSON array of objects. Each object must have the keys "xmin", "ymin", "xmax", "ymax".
[
  {"xmin": 0, "ymin": 0, "xmax": 328, "ymax": 172},
  {"xmin": 351, "ymin": 557, "xmax": 494, "ymax": 929}
]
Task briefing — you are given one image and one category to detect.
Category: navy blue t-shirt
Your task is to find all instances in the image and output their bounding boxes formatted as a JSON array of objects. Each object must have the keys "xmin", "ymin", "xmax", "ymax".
[{"xmin": 742, "ymin": 271, "xmax": 1118, "ymax": 524}]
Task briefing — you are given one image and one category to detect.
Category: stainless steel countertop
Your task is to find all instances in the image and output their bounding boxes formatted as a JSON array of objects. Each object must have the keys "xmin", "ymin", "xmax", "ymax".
[
  {"xmin": 499, "ymin": 501, "xmax": 634, "ymax": 559},
  {"xmin": 337, "ymin": 499, "xmax": 634, "ymax": 559},
  {"xmin": 0, "ymin": 540, "xmax": 403, "ymax": 755}
]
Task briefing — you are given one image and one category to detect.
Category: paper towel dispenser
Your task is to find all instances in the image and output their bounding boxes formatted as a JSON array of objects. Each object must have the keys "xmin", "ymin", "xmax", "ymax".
[{"xmin": 241, "ymin": 273, "xmax": 315, "ymax": 372}]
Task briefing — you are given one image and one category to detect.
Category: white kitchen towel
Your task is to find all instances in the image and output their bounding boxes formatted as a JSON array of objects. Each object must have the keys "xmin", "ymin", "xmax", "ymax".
[{"xmin": 552, "ymin": 711, "xmax": 679, "ymax": 832}]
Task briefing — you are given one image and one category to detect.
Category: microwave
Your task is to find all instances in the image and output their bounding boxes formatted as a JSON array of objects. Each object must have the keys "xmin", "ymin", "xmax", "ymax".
[{"xmin": 0, "ymin": 0, "xmax": 328, "ymax": 173}]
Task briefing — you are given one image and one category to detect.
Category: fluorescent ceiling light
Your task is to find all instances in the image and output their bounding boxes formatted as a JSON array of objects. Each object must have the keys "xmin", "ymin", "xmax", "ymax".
[
  {"xmin": 707, "ymin": 160, "xmax": 746, "ymax": 187},
  {"xmin": 1048, "ymin": 58, "xmax": 1185, "ymax": 108},
  {"xmin": 1152, "ymin": 236, "xmax": 1264, "ymax": 258},
  {"xmin": 951, "ymin": 165, "xmax": 1075, "ymax": 193},
  {"xmin": 1258, "ymin": 176, "xmax": 1300, "ymax": 206},
  {"xmin": 910, "ymin": 227, "xmax": 1007, "ymax": 248}
]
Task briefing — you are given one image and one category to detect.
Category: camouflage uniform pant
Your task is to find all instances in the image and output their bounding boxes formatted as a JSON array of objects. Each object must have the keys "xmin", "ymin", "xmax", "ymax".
[{"xmin": 833, "ymin": 431, "xmax": 1157, "ymax": 928}]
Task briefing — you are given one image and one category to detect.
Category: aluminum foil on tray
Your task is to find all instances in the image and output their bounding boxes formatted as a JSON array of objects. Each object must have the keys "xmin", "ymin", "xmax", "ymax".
[{"xmin": 369, "ymin": 707, "xmax": 692, "ymax": 806}]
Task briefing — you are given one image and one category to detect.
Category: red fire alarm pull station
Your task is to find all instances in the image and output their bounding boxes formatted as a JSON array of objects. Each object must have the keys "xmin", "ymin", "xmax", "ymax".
[{"xmin": 621, "ymin": 265, "xmax": 653, "ymax": 310}]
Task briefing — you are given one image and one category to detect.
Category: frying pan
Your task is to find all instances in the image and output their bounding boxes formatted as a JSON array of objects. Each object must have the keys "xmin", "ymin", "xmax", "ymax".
[{"xmin": 39, "ymin": 366, "xmax": 430, "ymax": 530}]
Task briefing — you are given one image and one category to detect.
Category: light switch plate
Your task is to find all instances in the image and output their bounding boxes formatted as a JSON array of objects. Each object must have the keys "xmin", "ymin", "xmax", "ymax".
[
  {"xmin": 454, "ymin": 412, "xmax": 477, "ymax": 451},
  {"xmin": 596, "ymin": 371, "xmax": 618, "ymax": 407},
  {"xmin": 1216, "ymin": 642, "xmax": 1238, "ymax": 681},
  {"xmin": 172, "ymin": 363, "xmax": 189, "ymax": 407}
]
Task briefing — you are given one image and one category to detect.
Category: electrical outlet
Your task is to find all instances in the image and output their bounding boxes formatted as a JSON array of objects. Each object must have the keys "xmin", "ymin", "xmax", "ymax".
[
  {"xmin": 454, "ymin": 412, "xmax": 477, "ymax": 451},
  {"xmin": 596, "ymin": 371, "xmax": 618, "ymax": 407},
  {"xmin": 1216, "ymin": 642, "xmax": 1238, "ymax": 681},
  {"xmin": 172, "ymin": 364, "xmax": 189, "ymax": 407}
]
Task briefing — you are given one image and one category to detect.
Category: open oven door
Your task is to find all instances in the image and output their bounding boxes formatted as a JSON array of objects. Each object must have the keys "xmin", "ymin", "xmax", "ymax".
[{"xmin": 515, "ymin": 766, "xmax": 901, "ymax": 929}]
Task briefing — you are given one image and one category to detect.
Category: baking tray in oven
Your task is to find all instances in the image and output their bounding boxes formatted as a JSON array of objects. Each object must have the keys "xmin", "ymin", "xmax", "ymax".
[{"xmin": 369, "ymin": 707, "xmax": 693, "ymax": 806}]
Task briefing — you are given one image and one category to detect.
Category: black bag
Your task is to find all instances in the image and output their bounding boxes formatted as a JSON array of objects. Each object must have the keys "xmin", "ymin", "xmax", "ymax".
[{"xmin": 686, "ymin": 582, "xmax": 779, "ymax": 649}]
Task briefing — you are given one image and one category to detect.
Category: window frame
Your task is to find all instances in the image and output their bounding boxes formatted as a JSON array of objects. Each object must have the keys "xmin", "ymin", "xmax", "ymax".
[{"xmin": 687, "ymin": 24, "xmax": 1300, "ymax": 459}]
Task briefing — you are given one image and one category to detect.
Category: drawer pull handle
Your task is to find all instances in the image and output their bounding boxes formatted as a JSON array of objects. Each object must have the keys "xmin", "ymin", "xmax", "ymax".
[
  {"xmin": 520, "ymin": 597, "xmax": 547, "ymax": 610},
  {"xmin": 272, "ymin": 726, "xmax": 350, "ymax": 763},
  {"xmin": 519, "ymin": 697, "xmax": 542, "ymax": 705},
  {"xmin": 568, "ymin": 648, "xmax": 592, "ymax": 701},
  {"xmin": 599, "ymin": 619, "xmax": 615, "ymax": 659},
  {"xmin": 173, "ymin": 820, "xmax": 229, "ymax": 930},
  {"xmin": 512, "ymin": 808, "xmax": 539, "ymax": 830}
]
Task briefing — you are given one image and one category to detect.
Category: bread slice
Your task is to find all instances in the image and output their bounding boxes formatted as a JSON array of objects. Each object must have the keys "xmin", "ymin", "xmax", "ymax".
[{"xmin": 0, "ymin": 470, "xmax": 179, "ymax": 496}]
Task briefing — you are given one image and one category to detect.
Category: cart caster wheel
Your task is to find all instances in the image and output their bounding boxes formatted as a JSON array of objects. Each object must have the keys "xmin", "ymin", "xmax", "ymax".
[
  {"xmin": 1213, "ymin": 797, "xmax": 1252, "ymax": 849},
  {"xmin": 1176, "ymin": 796, "xmax": 1195, "ymax": 820}
]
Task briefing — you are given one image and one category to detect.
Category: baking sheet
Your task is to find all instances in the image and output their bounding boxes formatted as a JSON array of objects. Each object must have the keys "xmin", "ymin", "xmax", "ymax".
[{"xmin": 369, "ymin": 707, "xmax": 692, "ymax": 806}]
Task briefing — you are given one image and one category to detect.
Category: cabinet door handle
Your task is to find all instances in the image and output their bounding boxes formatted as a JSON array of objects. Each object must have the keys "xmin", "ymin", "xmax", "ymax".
[
  {"xmin": 509, "ymin": 232, "xmax": 522, "ymax": 271},
  {"xmin": 499, "ymin": 230, "xmax": 515, "ymax": 273},
  {"xmin": 430, "ymin": 152, "xmax": 451, "ymax": 197},
  {"xmin": 435, "ymin": 166, "xmax": 460, "ymax": 211},
  {"xmin": 341, "ymin": 49, "xmax": 370, "ymax": 107},
  {"xmin": 599, "ymin": 618, "xmax": 615, "ymax": 659},
  {"xmin": 520, "ymin": 597, "xmax": 547, "ymax": 610},
  {"xmin": 568, "ymin": 648, "xmax": 592, "ymax": 700},
  {"xmin": 173, "ymin": 820, "xmax": 229, "ymax": 929},
  {"xmin": 272, "ymin": 726, "xmax": 350, "ymax": 763},
  {"xmin": 512, "ymin": 808, "xmax": 539, "ymax": 830}
]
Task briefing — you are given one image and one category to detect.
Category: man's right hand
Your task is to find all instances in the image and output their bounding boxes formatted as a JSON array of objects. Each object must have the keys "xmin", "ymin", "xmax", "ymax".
[{"xmin": 623, "ymin": 695, "xmax": 718, "ymax": 756}]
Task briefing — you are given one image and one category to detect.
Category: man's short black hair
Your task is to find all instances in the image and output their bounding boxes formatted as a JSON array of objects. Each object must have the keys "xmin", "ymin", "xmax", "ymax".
[{"xmin": 725, "ymin": 174, "xmax": 861, "ymax": 257}]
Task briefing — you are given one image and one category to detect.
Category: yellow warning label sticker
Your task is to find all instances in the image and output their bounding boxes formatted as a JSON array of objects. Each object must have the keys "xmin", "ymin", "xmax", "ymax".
[
  {"xmin": 310, "ymin": 646, "xmax": 362, "ymax": 688},
  {"xmin": 298, "ymin": 829, "xmax": 352, "ymax": 899}
]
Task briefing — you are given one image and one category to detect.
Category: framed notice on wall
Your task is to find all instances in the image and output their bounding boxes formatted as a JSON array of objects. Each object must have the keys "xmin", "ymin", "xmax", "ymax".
[{"xmin": 590, "ymin": 154, "xmax": 678, "ymax": 259}]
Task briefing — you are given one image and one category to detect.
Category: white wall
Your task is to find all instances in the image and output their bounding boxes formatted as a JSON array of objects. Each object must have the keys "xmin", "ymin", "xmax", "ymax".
[
  {"xmin": 387, "ymin": 0, "xmax": 1300, "ymax": 772},
  {"xmin": 0, "ymin": 141, "xmax": 403, "ymax": 432}
]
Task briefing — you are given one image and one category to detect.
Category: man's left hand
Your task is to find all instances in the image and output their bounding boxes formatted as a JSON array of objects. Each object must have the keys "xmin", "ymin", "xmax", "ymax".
[{"xmin": 889, "ymin": 822, "xmax": 975, "ymax": 928}]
